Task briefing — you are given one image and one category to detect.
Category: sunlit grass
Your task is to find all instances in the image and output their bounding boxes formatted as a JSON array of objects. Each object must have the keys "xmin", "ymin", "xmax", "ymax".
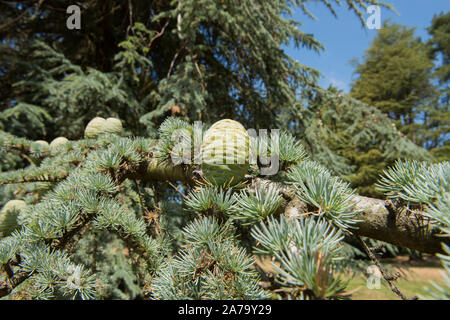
[{"xmin": 346, "ymin": 259, "xmax": 446, "ymax": 300}]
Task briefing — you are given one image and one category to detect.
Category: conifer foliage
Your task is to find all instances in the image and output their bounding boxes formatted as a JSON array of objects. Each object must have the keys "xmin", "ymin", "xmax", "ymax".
[
  {"xmin": 0, "ymin": 117, "xmax": 448, "ymax": 300},
  {"xmin": 0, "ymin": 0, "xmax": 448, "ymax": 300}
]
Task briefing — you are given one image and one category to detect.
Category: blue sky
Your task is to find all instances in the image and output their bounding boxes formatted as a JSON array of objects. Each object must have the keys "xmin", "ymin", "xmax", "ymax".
[{"xmin": 283, "ymin": 0, "xmax": 449, "ymax": 93}]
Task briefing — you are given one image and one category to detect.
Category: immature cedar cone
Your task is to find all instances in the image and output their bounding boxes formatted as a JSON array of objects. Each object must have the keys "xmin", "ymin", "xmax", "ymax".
[
  {"xmin": 50, "ymin": 137, "xmax": 69, "ymax": 150},
  {"xmin": 0, "ymin": 200, "xmax": 27, "ymax": 237},
  {"xmin": 102, "ymin": 117, "xmax": 123, "ymax": 134},
  {"xmin": 201, "ymin": 119, "xmax": 249, "ymax": 186},
  {"xmin": 31, "ymin": 140, "xmax": 50, "ymax": 152},
  {"xmin": 84, "ymin": 117, "xmax": 106, "ymax": 138},
  {"xmin": 84, "ymin": 117, "xmax": 123, "ymax": 138}
]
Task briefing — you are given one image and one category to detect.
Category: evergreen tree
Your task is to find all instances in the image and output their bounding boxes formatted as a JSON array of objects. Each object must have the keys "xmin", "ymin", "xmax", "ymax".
[
  {"xmin": 1, "ymin": 1, "xmax": 427, "ymax": 190},
  {"xmin": 346, "ymin": 21, "xmax": 447, "ymax": 195},
  {"xmin": 306, "ymin": 86, "xmax": 392, "ymax": 197},
  {"xmin": 427, "ymin": 11, "xmax": 450, "ymax": 161},
  {"xmin": 350, "ymin": 21, "xmax": 436, "ymax": 147}
]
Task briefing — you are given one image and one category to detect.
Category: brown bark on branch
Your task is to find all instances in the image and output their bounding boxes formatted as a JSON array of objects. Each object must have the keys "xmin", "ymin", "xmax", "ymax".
[
  {"xmin": 3, "ymin": 149, "xmax": 447, "ymax": 255},
  {"xmin": 279, "ymin": 188, "xmax": 447, "ymax": 255},
  {"xmin": 128, "ymin": 163, "xmax": 448, "ymax": 255},
  {"xmin": 349, "ymin": 195, "xmax": 446, "ymax": 255},
  {"xmin": 245, "ymin": 177, "xmax": 448, "ymax": 255}
]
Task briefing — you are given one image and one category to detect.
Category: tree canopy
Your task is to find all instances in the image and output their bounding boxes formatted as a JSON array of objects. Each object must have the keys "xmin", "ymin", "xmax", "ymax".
[{"xmin": 427, "ymin": 11, "xmax": 450, "ymax": 161}]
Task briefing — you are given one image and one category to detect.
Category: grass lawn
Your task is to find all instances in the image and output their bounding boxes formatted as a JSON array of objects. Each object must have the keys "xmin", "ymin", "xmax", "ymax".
[
  {"xmin": 346, "ymin": 256, "xmax": 446, "ymax": 300},
  {"xmin": 256, "ymin": 254, "xmax": 446, "ymax": 300}
]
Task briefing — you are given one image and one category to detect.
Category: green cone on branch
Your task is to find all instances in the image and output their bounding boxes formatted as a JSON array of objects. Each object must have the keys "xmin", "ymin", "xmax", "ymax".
[
  {"xmin": 31, "ymin": 140, "xmax": 50, "ymax": 151},
  {"xmin": 84, "ymin": 117, "xmax": 124, "ymax": 138},
  {"xmin": 84, "ymin": 117, "xmax": 106, "ymax": 138},
  {"xmin": 0, "ymin": 200, "xmax": 27, "ymax": 237},
  {"xmin": 201, "ymin": 119, "xmax": 250, "ymax": 186},
  {"xmin": 50, "ymin": 137, "xmax": 69, "ymax": 150},
  {"xmin": 103, "ymin": 118, "xmax": 123, "ymax": 134}
]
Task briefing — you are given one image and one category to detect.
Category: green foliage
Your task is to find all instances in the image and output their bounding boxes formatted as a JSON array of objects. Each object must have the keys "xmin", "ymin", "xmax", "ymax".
[
  {"xmin": 0, "ymin": 1, "xmax": 426, "ymax": 199},
  {"xmin": 1, "ymin": 0, "xmax": 448, "ymax": 301},
  {"xmin": 232, "ymin": 185, "xmax": 283, "ymax": 225},
  {"xmin": 421, "ymin": 189, "xmax": 449, "ymax": 300},
  {"xmin": 376, "ymin": 159, "xmax": 449, "ymax": 204},
  {"xmin": 0, "ymin": 236, "xmax": 97, "ymax": 300},
  {"xmin": 428, "ymin": 12, "xmax": 450, "ymax": 86},
  {"xmin": 343, "ymin": 20, "xmax": 449, "ymax": 194},
  {"xmin": 185, "ymin": 186, "xmax": 236, "ymax": 215},
  {"xmin": 427, "ymin": 12, "xmax": 450, "ymax": 160},
  {"xmin": 151, "ymin": 216, "xmax": 268, "ymax": 300},
  {"xmin": 252, "ymin": 216, "xmax": 349, "ymax": 299},
  {"xmin": 0, "ymin": 116, "xmax": 448, "ymax": 300},
  {"xmin": 0, "ymin": 128, "xmax": 171, "ymax": 299},
  {"xmin": 287, "ymin": 161, "xmax": 361, "ymax": 230},
  {"xmin": 156, "ymin": 117, "xmax": 193, "ymax": 164},
  {"xmin": 350, "ymin": 21, "xmax": 436, "ymax": 146},
  {"xmin": 296, "ymin": 85, "xmax": 430, "ymax": 197},
  {"xmin": 277, "ymin": 131, "xmax": 309, "ymax": 168},
  {"xmin": 376, "ymin": 159, "xmax": 450, "ymax": 300}
]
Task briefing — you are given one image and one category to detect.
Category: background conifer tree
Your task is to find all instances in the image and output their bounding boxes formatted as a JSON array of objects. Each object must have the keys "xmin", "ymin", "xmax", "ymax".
[
  {"xmin": 346, "ymin": 20, "xmax": 449, "ymax": 196},
  {"xmin": 427, "ymin": 11, "xmax": 450, "ymax": 161},
  {"xmin": 350, "ymin": 21, "xmax": 436, "ymax": 146}
]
